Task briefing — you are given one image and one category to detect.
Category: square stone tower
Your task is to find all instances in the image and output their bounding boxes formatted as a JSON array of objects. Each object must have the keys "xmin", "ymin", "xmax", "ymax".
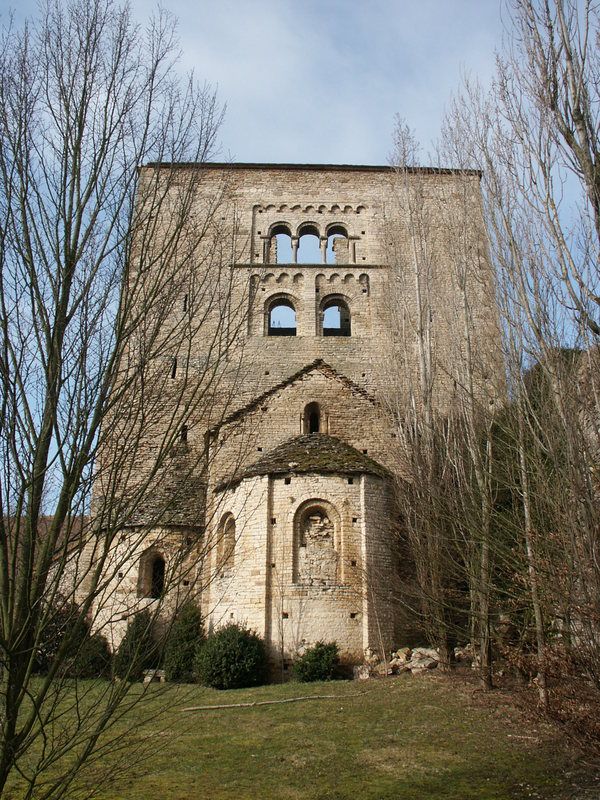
[{"xmin": 91, "ymin": 163, "xmax": 501, "ymax": 667}]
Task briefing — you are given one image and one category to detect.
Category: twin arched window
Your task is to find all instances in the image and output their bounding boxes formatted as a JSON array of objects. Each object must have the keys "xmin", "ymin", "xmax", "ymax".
[
  {"xmin": 267, "ymin": 223, "xmax": 351, "ymax": 265},
  {"xmin": 265, "ymin": 295, "xmax": 351, "ymax": 337}
]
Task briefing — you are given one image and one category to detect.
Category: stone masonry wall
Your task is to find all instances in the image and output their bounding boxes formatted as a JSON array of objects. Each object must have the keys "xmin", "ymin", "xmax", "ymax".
[
  {"xmin": 92, "ymin": 163, "xmax": 503, "ymax": 659},
  {"xmin": 133, "ymin": 164, "xmax": 499, "ymax": 408},
  {"xmin": 203, "ymin": 470, "xmax": 392, "ymax": 667},
  {"xmin": 202, "ymin": 476, "xmax": 270, "ymax": 637},
  {"xmin": 99, "ymin": 164, "xmax": 501, "ymax": 527}
]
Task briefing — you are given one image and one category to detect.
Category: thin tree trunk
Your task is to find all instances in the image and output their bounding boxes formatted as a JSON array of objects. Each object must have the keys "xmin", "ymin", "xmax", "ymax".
[{"xmin": 517, "ymin": 396, "xmax": 549, "ymax": 710}]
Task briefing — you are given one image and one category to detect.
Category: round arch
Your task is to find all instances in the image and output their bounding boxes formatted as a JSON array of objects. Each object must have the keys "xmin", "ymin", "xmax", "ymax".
[
  {"xmin": 325, "ymin": 222, "xmax": 349, "ymax": 238},
  {"xmin": 296, "ymin": 222, "xmax": 321, "ymax": 238},
  {"xmin": 320, "ymin": 294, "xmax": 351, "ymax": 337},
  {"xmin": 265, "ymin": 293, "xmax": 297, "ymax": 336},
  {"xmin": 292, "ymin": 498, "xmax": 341, "ymax": 585},
  {"xmin": 268, "ymin": 221, "xmax": 292, "ymax": 238}
]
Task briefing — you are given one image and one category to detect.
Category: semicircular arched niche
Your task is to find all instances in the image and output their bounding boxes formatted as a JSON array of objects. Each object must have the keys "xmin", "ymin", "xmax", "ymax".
[{"xmin": 293, "ymin": 499, "xmax": 340, "ymax": 586}]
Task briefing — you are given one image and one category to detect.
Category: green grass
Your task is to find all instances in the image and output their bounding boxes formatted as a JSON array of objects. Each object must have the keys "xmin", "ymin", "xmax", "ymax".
[{"xmin": 76, "ymin": 673, "xmax": 580, "ymax": 800}]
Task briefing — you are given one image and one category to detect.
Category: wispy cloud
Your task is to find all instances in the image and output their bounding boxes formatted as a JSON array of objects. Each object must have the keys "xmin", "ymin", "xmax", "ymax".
[{"xmin": 12, "ymin": 0, "xmax": 503, "ymax": 164}]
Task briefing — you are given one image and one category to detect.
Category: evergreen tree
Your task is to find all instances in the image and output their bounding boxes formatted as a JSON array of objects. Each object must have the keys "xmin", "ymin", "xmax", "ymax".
[
  {"xmin": 114, "ymin": 610, "xmax": 158, "ymax": 682},
  {"xmin": 163, "ymin": 602, "xmax": 204, "ymax": 683}
]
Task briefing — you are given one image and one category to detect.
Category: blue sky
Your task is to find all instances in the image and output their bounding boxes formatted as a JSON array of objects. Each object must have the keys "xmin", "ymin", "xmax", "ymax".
[{"xmin": 9, "ymin": 0, "xmax": 504, "ymax": 165}]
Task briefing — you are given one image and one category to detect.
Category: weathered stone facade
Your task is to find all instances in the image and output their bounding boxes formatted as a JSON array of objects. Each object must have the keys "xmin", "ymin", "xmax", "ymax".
[{"xmin": 91, "ymin": 163, "xmax": 501, "ymax": 667}]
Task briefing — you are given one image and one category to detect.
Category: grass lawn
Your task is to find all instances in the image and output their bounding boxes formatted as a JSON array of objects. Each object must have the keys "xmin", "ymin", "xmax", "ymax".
[{"xmin": 73, "ymin": 672, "xmax": 591, "ymax": 800}]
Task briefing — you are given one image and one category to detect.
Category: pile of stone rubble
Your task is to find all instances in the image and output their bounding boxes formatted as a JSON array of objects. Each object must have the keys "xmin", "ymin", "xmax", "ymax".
[{"xmin": 353, "ymin": 643, "xmax": 475, "ymax": 679}]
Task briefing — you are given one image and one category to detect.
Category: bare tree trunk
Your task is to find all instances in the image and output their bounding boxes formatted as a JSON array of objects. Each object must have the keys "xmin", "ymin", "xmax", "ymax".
[{"xmin": 516, "ymin": 395, "xmax": 549, "ymax": 709}]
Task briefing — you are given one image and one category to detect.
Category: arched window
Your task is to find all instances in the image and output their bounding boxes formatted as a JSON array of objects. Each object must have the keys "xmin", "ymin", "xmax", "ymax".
[
  {"xmin": 266, "ymin": 296, "xmax": 297, "ymax": 336},
  {"xmin": 150, "ymin": 556, "xmax": 165, "ymax": 599},
  {"xmin": 297, "ymin": 224, "xmax": 321, "ymax": 264},
  {"xmin": 326, "ymin": 224, "xmax": 349, "ymax": 264},
  {"xmin": 138, "ymin": 551, "xmax": 166, "ymax": 599},
  {"xmin": 303, "ymin": 402, "xmax": 321, "ymax": 434},
  {"xmin": 267, "ymin": 223, "xmax": 292, "ymax": 264},
  {"xmin": 321, "ymin": 296, "xmax": 351, "ymax": 337},
  {"xmin": 218, "ymin": 513, "xmax": 236, "ymax": 571}
]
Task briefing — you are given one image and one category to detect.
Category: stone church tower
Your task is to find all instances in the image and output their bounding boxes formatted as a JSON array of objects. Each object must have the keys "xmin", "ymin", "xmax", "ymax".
[{"xmin": 91, "ymin": 163, "xmax": 500, "ymax": 670}]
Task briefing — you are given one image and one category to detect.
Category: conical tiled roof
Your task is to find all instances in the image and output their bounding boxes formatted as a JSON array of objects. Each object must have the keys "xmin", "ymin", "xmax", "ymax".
[{"xmin": 215, "ymin": 434, "xmax": 388, "ymax": 492}]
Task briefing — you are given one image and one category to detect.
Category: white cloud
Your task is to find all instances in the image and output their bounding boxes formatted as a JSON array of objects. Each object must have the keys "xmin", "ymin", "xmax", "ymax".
[{"xmin": 11, "ymin": 0, "xmax": 503, "ymax": 164}]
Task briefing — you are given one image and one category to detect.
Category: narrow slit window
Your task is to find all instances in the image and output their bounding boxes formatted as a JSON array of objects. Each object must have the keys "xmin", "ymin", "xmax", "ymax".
[
  {"xmin": 150, "ymin": 556, "xmax": 165, "ymax": 599},
  {"xmin": 303, "ymin": 402, "xmax": 321, "ymax": 434},
  {"xmin": 218, "ymin": 515, "xmax": 236, "ymax": 570}
]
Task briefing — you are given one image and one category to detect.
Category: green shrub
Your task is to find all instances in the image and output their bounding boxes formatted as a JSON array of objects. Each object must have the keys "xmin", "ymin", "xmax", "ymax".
[
  {"xmin": 163, "ymin": 601, "xmax": 204, "ymax": 683},
  {"xmin": 34, "ymin": 597, "xmax": 88, "ymax": 675},
  {"xmin": 194, "ymin": 623, "xmax": 267, "ymax": 689},
  {"xmin": 69, "ymin": 632, "xmax": 112, "ymax": 678},
  {"xmin": 114, "ymin": 609, "xmax": 158, "ymax": 681},
  {"xmin": 33, "ymin": 597, "xmax": 112, "ymax": 679},
  {"xmin": 293, "ymin": 641, "xmax": 339, "ymax": 682}
]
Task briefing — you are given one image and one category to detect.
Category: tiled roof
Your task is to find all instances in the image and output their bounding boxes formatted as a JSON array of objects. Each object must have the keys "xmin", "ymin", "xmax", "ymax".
[{"xmin": 215, "ymin": 434, "xmax": 388, "ymax": 492}]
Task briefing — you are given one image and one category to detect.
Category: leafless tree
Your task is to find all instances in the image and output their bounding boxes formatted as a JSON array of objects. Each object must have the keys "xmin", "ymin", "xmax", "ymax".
[
  {"xmin": 387, "ymin": 123, "xmax": 463, "ymax": 671},
  {"xmin": 0, "ymin": 1, "xmax": 253, "ymax": 796},
  {"xmin": 386, "ymin": 119, "xmax": 503, "ymax": 687},
  {"xmin": 439, "ymin": 0, "xmax": 600, "ymax": 724}
]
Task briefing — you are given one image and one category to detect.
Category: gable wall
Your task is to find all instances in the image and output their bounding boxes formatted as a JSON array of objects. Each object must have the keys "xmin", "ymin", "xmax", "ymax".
[{"xmin": 209, "ymin": 368, "xmax": 399, "ymax": 491}]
